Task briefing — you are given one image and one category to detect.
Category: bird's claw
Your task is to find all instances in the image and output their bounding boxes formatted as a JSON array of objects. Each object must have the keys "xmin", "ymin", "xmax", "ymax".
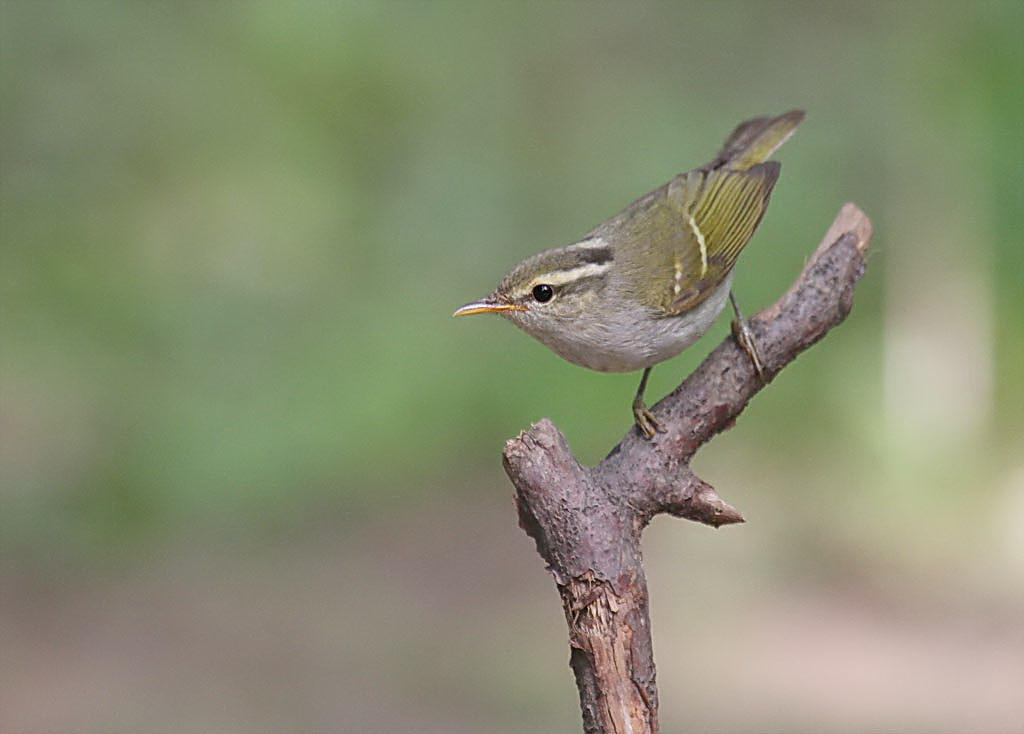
[
  {"xmin": 632, "ymin": 401, "xmax": 664, "ymax": 440},
  {"xmin": 731, "ymin": 316, "xmax": 766, "ymax": 380}
]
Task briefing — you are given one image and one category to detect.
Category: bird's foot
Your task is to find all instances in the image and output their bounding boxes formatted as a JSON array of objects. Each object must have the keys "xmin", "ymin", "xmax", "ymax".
[
  {"xmin": 731, "ymin": 315, "xmax": 766, "ymax": 380},
  {"xmin": 632, "ymin": 398, "xmax": 664, "ymax": 440}
]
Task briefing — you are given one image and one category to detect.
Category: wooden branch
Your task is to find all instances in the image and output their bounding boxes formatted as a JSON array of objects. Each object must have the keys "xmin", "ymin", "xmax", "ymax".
[{"xmin": 503, "ymin": 203, "xmax": 874, "ymax": 734}]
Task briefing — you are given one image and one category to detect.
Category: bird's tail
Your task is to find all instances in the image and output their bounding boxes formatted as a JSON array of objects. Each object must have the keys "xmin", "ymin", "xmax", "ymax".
[{"xmin": 713, "ymin": 109, "xmax": 806, "ymax": 171}]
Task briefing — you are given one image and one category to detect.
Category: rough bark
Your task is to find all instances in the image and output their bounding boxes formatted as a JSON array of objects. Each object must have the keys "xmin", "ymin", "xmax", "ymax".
[{"xmin": 503, "ymin": 203, "xmax": 874, "ymax": 733}]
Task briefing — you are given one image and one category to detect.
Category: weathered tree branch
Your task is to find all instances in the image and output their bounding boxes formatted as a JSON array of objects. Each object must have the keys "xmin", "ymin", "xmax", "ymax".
[{"xmin": 503, "ymin": 203, "xmax": 874, "ymax": 734}]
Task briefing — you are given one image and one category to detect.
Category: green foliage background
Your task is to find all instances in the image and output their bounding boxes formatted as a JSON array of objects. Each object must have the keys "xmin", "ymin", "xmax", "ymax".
[{"xmin": 2, "ymin": 2, "xmax": 1022, "ymax": 732}]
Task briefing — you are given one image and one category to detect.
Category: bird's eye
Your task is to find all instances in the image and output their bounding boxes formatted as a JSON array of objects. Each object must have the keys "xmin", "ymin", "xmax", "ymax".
[{"xmin": 532, "ymin": 284, "xmax": 554, "ymax": 303}]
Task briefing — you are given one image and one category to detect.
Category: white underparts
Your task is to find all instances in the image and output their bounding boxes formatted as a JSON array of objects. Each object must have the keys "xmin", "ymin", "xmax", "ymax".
[{"xmin": 510, "ymin": 272, "xmax": 735, "ymax": 373}]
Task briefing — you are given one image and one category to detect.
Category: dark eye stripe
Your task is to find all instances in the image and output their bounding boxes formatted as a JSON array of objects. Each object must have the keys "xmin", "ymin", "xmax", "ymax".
[{"xmin": 556, "ymin": 274, "xmax": 605, "ymax": 296}]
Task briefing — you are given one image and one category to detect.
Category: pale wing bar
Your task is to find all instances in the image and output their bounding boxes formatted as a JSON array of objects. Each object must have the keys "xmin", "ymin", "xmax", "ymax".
[{"xmin": 665, "ymin": 162, "xmax": 780, "ymax": 313}]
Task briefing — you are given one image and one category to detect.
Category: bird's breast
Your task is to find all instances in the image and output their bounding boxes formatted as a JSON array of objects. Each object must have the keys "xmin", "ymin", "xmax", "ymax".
[{"xmin": 520, "ymin": 274, "xmax": 733, "ymax": 373}]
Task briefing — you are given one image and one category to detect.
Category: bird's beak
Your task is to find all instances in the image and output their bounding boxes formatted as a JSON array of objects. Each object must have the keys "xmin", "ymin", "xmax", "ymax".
[{"xmin": 452, "ymin": 297, "xmax": 526, "ymax": 316}]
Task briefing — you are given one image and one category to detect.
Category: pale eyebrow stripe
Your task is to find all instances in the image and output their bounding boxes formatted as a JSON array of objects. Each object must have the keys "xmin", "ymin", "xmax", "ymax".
[{"xmin": 519, "ymin": 261, "xmax": 613, "ymax": 293}]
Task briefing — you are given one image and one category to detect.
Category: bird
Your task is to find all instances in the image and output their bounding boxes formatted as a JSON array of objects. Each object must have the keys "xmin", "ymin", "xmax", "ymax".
[{"xmin": 455, "ymin": 110, "xmax": 805, "ymax": 438}]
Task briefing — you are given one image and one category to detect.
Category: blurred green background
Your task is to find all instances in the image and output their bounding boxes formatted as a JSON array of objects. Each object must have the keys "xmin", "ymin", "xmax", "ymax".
[{"xmin": 2, "ymin": 2, "xmax": 1022, "ymax": 732}]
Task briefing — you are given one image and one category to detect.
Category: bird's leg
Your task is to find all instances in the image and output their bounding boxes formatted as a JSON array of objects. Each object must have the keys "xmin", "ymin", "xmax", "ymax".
[
  {"xmin": 632, "ymin": 367, "xmax": 663, "ymax": 439},
  {"xmin": 729, "ymin": 290, "xmax": 765, "ymax": 379}
]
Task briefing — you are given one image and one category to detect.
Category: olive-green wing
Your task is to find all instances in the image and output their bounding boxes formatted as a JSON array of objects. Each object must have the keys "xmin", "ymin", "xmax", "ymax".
[
  {"xmin": 592, "ymin": 111, "xmax": 800, "ymax": 315},
  {"xmin": 658, "ymin": 161, "xmax": 781, "ymax": 314}
]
